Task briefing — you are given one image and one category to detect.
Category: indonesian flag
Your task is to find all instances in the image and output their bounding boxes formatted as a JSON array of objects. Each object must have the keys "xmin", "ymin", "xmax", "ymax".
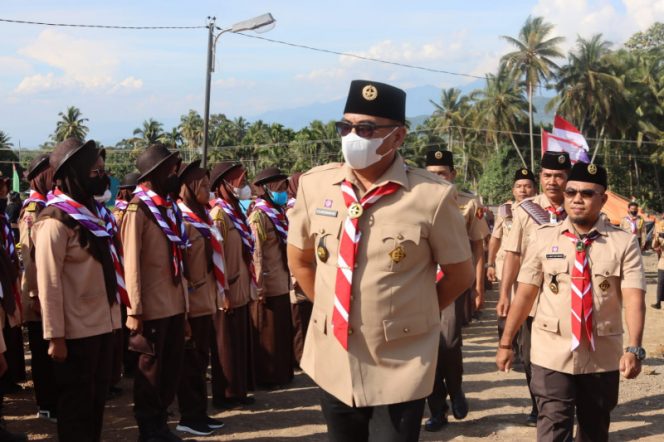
[
  {"xmin": 541, "ymin": 116, "xmax": 591, "ymax": 164},
  {"xmin": 552, "ymin": 115, "xmax": 590, "ymax": 151}
]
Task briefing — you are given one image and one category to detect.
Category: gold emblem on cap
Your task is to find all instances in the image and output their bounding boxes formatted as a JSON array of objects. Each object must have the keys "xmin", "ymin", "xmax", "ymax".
[
  {"xmin": 362, "ymin": 85, "xmax": 378, "ymax": 101},
  {"xmin": 389, "ymin": 246, "xmax": 406, "ymax": 263},
  {"xmin": 434, "ymin": 151, "xmax": 443, "ymax": 160},
  {"xmin": 521, "ymin": 169, "xmax": 528, "ymax": 175},
  {"xmin": 558, "ymin": 155, "xmax": 566, "ymax": 164},
  {"xmin": 599, "ymin": 279, "xmax": 610, "ymax": 291},
  {"xmin": 588, "ymin": 164, "xmax": 598, "ymax": 175},
  {"xmin": 348, "ymin": 202, "xmax": 364, "ymax": 219}
]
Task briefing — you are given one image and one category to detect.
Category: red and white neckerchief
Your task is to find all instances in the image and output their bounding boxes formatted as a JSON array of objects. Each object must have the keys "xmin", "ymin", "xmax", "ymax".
[
  {"xmin": 46, "ymin": 189, "xmax": 131, "ymax": 307},
  {"xmin": 22, "ymin": 190, "xmax": 47, "ymax": 208},
  {"xmin": 562, "ymin": 230, "xmax": 600, "ymax": 351},
  {"xmin": 624, "ymin": 215, "xmax": 639, "ymax": 234},
  {"xmin": 177, "ymin": 200, "xmax": 227, "ymax": 298},
  {"xmin": 546, "ymin": 205, "xmax": 566, "ymax": 223},
  {"xmin": 333, "ymin": 180, "xmax": 400, "ymax": 350},
  {"xmin": 212, "ymin": 198, "xmax": 257, "ymax": 285},
  {"xmin": 115, "ymin": 199, "xmax": 129, "ymax": 211},
  {"xmin": 286, "ymin": 197, "xmax": 296, "ymax": 210},
  {"xmin": 252, "ymin": 198, "xmax": 289, "ymax": 244},
  {"xmin": 133, "ymin": 185, "xmax": 189, "ymax": 278}
]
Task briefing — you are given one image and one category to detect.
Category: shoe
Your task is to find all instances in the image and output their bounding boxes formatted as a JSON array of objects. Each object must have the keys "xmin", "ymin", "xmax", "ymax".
[
  {"xmin": 212, "ymin": 396, "xmax": 255, "ymax": 410},
  {"xmin": 651, "ymin": 303, "xmax": 661, "ymax": 310},
  {"xmin": 424, "ymin": 415, "xmax": 448, "ymax": 432},
  {"xmin": 37, "ymin": 409, "xmax": 57, "ymax": 423},
  {"xmin": 176, "ymin": 421, "xmax": 213, "ymax": 436},
  {"xmin": 526, "ymin": 408, "xmax": 538, "ymax": 427},
  {"xmin": 451, "ymin": 391, "xmax": 469, "ymax": 420},
  {"xmin": 204, "ymin": 416, "xmax": 225, "ymax": 430},
  {"xmin": 0, "ymin": 424, "xmax": 27, "ymax": 442},
  {"xmin": 156, "ymin": 427, "xmax": 185, "ymax": 441}
]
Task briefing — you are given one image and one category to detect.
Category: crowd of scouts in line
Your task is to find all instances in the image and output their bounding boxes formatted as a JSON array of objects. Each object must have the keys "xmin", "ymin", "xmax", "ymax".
[{"xmin": 0, "ymin": 78, "xmax": 653, "ymax": 442}]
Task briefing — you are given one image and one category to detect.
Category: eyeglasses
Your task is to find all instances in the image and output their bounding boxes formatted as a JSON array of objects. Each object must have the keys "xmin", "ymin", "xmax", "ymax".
[
  {"xmin": 564, "ymin": 188, "xmax": 603, "ymax": 199},
  {"xmin": 335, "ymin": 121, "xmax": 400, "ymax": 138},
  {"xmin": 90, "ymin": 168, "xmax": 106, "ymax": 177}
]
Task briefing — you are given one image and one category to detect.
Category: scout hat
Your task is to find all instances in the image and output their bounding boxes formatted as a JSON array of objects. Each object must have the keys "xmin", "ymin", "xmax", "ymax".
[
  {"xmin": 514, "ymin": 167, "xmax": 536, "ymax": 184},
  {"xmin": 119, "ymin": 172, "xmax": 140, "ymax": 189},
  {"xmin": 136, "ymin": 143, "xmax": 179, "ymax": 182},
  {"xmin": 210, "ymin": 161, "xmax": 242, "ymax": 189},
  {"xmin": 253, "ymin": 167, "xmax": 288, "ymax": 186},
  {"xmin": 567, "ymin": 162, "xmax": 607, "ymax": 188},
  {"xmin": 178, "ymin": 159, "xmax": 205, "ymax": 180},
  {"xmin": 540, "ymin": 151, "xmax": 571, "ymax": 170},
  {"xmin": 343, "ymin": 80, "xmax": 406, "ymax": 124},
  {"xmin": 50, "ymin": 138, "xmax": 102, "ymax": 179},
  {"xmin": 26, "ymin": 154, "xmax": 51, "ymax": 181},
  {"xmin": 425, "ymin": 148, "xmax": 454, "ymax": 168}
]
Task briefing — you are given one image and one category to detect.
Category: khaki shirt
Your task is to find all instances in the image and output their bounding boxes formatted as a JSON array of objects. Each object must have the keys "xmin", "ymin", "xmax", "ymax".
[
  {"xmin": 32, "ymin": 218, "xmax": 121, "ymax": 340},
  {"xmin": 19, "ymin": 204, "xmax": 41, "ymax": 323},
  {"xmin": 457, "ymin": 191, "xmax": 490, "ymax": 241},
  {"xmin": 518, "ymin": 216, "xmax": 646, "ymax": 374},
  {"xmin": 121, "ymin": 199, "xmax": 187, "ymax": 320},
  {"xmin": 183, "ymin": 222, "xmax": 219, "ymax": 318},
  {"xmin": 651, "ymin": 220, "xmax": 664, "ymax": 270},
  {"xmin": 113, "ymin": 207, "xmax": 128, "ymax": 231},
  {"xmin": 250, "ymin": 209, "xmax": 290, "ymax": 297},
  {"xmin": 620, "ymin": 215, "xmax": 646, "ymax": 246},
  {"xmin": 492, "ymin": 202, "xmax": 513, "ymax": 281},
  {"xmin": 288, "ymin": 156, "xmax": 471, "ymax": 407}
]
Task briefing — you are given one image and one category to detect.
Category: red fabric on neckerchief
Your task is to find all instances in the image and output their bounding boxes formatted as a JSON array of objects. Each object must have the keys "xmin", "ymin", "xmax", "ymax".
[
  {"xmin": 332, "ymin": 180, "xmax": 399, "ymax": 350},
  {"xmin": 546, "ymin": 205, "xmax": 566, "ymax": 223},
  {"xmin": 563, "ymin": 230, "xmax": 599, "ymax": 351}
]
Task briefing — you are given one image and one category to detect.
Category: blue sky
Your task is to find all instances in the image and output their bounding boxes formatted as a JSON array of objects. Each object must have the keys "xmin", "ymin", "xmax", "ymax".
[{"xmin": 1, "ymin": 0, "xmax": 662, "ymax": 147}]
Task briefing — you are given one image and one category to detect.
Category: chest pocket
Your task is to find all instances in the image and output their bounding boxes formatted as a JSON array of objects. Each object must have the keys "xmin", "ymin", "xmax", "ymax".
[
  {"xmin": 311, "ymin": 217, "xmax": 342, "ymax": 267},
  {"xmin": 591, "ymin": 259, "xmax": 620, "ymax": 297},
  {"xmin": 542, "ymin": 259, "xmax": 568, "ymax": 295},
  {"xmin": 379, "ymin": 224, "xmax": 421, "ymax": 273}
]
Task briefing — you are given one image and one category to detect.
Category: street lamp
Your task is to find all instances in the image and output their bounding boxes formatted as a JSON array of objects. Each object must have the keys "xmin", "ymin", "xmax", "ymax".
[{"xmin": 202, "ymin": 13, "xmax": 276, "ymax": 168}]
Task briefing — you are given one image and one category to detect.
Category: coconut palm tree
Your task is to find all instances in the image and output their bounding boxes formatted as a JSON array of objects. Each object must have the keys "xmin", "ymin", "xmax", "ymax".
[
  {"xmin": 502, "ymin": 16, "xmax": 564, "ymax": 169},
  {"xmin": 179, "ymin": 110, "xmax": 204, "ymax": 150},
  {"xmin": 161, "ymin": 127, "xmax": 183, "ymax": 150},
  {"xmin": 430, "ymin": 88, "xmax": 469, "ymax": 149},
  {"xmin": 133, "ymin": 119, "xmax": 165, "ymax": 147},
  {"xmin": 0, "ymin": 131, "xmax": 12, "ymax": 150},
  {"xmin": 54, "ymin": 106, "xmax": 89, "ymax": 142}
]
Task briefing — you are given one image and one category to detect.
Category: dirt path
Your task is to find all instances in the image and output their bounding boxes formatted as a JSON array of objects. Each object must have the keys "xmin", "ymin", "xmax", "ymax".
[{"xmin": 6, "ymin": 253, "xmax": 664, "ymax": 441}]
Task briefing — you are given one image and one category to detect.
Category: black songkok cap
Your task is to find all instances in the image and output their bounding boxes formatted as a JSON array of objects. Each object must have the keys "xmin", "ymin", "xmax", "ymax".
[
  {"xmin": 425, "ymin": 148, "xmax": 454, "ymax": 168},
  {"xmin": 514, "ymin": 168, "xmax": 536, "ymax": 184},
  {"xmin": 568, "ymin": 162, "xmax": 607, "ymax": 188},
  {"xmin": 343, "ymin": 80, "xmax": 406, "ymax": 124},
  {"xmin": 541, "ymin": 151, "xmax": 571, "ymax": 170}
]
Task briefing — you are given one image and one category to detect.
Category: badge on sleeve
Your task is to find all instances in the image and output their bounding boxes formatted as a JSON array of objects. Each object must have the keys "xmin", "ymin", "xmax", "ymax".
[{"xmin": 127, "ymin": 204, "xmax": 138, "ymax": 212}]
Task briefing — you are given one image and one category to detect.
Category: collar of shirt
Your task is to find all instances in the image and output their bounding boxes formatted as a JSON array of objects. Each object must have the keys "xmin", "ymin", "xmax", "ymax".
[
  {"xmin": 560, "ymin": 215, "xmax": 610, "ymax": 238},
  {"xmin": 330, "ymin": 154, "xmax": 410, "ymax": 193}
]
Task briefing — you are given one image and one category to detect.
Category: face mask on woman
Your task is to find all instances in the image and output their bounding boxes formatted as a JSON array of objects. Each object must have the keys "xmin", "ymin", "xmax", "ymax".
[{"xmin": 269, "ymin": 190, "xmax": 288, "ymax": 206}]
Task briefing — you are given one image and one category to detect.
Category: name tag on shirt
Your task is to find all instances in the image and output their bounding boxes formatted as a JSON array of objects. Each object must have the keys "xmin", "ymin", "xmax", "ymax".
[
  {"xmin": 315, "ymin": 208, "xmax": 338, "ymax": 218},
  {"xmin": 546, "ymin": 253, "xmax": 566, "ymax": 259}
]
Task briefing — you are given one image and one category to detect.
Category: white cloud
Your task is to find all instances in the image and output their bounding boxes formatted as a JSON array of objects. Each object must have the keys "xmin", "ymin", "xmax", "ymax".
[
  {"xmin": 339, "ymin": 40, "xmax": 450, "ymax": 66},
  {"xmin": 213, "ymin": 77, "xmax": 256, "ymax": 88},
  {"xmin": 0, "ymin": 56, "xmax": 32, "ymax": 76}
]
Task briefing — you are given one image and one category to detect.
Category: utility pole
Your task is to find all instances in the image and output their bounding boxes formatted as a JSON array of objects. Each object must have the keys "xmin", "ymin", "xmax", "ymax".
[{"xmin": 202, "ymin": 16, "xmax": 215, "ymax": 168}]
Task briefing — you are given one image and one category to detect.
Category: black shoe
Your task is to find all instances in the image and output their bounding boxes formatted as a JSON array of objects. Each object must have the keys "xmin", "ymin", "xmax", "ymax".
[
  {"xmin": 651, "ymin": 303, "xmax": 661, "ymax": 310},
  {"xmin": 213, "ymin": 396, "xmax": 255, "ymax": 410},
  {"xmin": 176, "ymin": 420, "xmax": 213, "ymax": 436},
  {"xmin": 156, "ymin": 427, "xmax": 185, "ymax": 441},
  {"xmin": 451, "ymin": 391, "xmax": 469, "ymax": 420},
  {"xmin": 0, "ymin": 425, "xmax": 27, "ymax": 442},
  {"xmin": 424, "ymin": 415, "xmax": 448, "ymax": 432},
  {"xmin": 526, "ymin": 409, "xmax": 538, "ymax": 427},
  {"xmin": 204, "ymin": 416, "xmax": 225, "ymax": 430}
]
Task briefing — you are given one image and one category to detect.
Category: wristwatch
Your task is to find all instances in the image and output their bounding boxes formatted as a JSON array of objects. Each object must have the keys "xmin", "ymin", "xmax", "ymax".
[
  {"xmin": 486, "ymin": 263, "xmax": 495, "ymax": 269},
  {"xmin": 625, "ymin": 346, "xmax": 646, "ymax": 361}
]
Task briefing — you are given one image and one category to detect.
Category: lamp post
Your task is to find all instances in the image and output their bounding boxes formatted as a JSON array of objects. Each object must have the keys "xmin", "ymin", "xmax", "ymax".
[{"xmin": 202, "ymin": 13, "xmax": 276, "ymax": 168}]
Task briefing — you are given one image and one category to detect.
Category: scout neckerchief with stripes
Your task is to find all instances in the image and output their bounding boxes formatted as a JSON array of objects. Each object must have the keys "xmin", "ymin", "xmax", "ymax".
[
  {"xmin": 333, "ymin": 180, "xmax": 400, "ymax": 350},
  {"xmin": 286, "ymin": 197, "xmax": 296, "ymax": 210},
  {"xmin": 252, "ymin": 198, "xmax": 289, "ymax": 244},
  {"xmin": 22, "ymin": 190, "xmax": 47, "ymax": 209},
  {"xmin": 177, "ymin": 200, "xmax": 227, "ymax": 297},
  {"xmin": 134, "ymin": 185, "xmax": 189, "ymax": 278},
  {"xmin": 546, "ymin": 205, "xmax": 566, "ymax": 223},
  {"xmin": 115, "ymin": 199, "xmax": 129, "ymax": 211},
  {"xmin": 562, "ymin": 230, "xmax": 600, "ymax": 351},
  {"xmin": 46, "ymin": 189, "xmax": 131, "ymax": 307},
  {"xmin": 212, "ymin": 198, "xmax": 257, "ymax": 285},
  {"xmin": 0, "ymin": 210, "xmax": 20, "ymax": 314}
]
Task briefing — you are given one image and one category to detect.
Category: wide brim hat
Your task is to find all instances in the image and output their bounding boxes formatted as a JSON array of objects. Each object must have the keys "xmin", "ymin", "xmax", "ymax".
[
  {"xmin": 253, "ymin": 167, "xmax": 288, "ymax": 186},
  {"xmin": 119, "ymin": 172, "xmax": 140, "ymax": 189},
  {"xmin": 178, "ymin": 159, "xmax": 203, "ymax": 179},
  {"xmin": 50, "ymin": 138, "xmax": 100, "ymax": 179},
  {"xmin": 26, "ymin": 154, "xmax": 51, "ymax": 181},
  {"xmin": 343, "ymin": 80, "xmax": 406, "ymax": 124},
  {"xmin": 136, "ymin": 143, "xmax": 179, "ymax": 182},
  {"xmin": 210, "ymin": 161, "xmax": 242, "ymax": 189}
]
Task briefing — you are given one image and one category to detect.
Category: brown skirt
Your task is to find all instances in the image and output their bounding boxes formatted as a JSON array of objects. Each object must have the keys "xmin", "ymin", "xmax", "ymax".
[
  {"xmin": 211, "ymin": 304, "xmax": 254, "ymax": 400},
  {"xmin": 250, "ymin": 294, "xmax": 294, "ymax": 387},
  {"xmin": 291, "ymin": 300, "xmax": 313, "ymax": 366}
]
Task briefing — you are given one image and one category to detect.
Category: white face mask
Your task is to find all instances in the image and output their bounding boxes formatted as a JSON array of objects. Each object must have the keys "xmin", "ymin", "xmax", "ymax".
[
  {"xmin": 94, "ymin": 189, "xmax": 112, "ymax": 204},
  {"xmin": 232, "ymin": 184, "xmax": 252, "ymax": 200},
  {"xmin": 341, "ymin": 127, "xmax": 398, "ymax": 170},
  {"xmin": 209, "ymin": 192, "xmax": 216, "ymax": 202}
]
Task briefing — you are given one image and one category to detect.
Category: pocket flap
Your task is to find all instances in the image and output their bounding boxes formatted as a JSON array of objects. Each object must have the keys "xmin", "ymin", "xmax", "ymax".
[
  {"xmin": 311, "ymin": 217, "xmax": 343, "ymax": 239},
  {"xmin": 383, "ymin": 313, "xmax": 430, "ymax": 342},
  {"xmin": 595, "ymin": 320, "xmax": 623, "ymax": 336},
  {"xmin": 310, "ymin": 308, "xmax": 327, "ymax": 335},
  {"xmin": 592, "ymin": 260, "xmax": 620, "ymax": 278},
  {"xmin": 534, "ymin": 314, "xmax": 560, "ymax": 333},
  {"xmin": 380, "ymin": 224, "xmax": 421, "ymax": 245},
  {"xmin": 542, "ymin": 259, "xmax": 568, "ymax": 275}
]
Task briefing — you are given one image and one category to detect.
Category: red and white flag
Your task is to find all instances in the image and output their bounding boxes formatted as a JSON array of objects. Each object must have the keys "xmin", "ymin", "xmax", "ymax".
[
  {"xmin": 552, "ymin": 115, "xmax": 590, "ymax": 151},
  {"xmin": 541, "ymin": 130, "xmax": 590, "ymax": 164}
]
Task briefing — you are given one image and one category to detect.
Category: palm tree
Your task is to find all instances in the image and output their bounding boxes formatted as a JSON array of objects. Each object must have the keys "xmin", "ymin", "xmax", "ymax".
[
  {"xmin": 502, "ymin": 16, "xmax": 564, "ymax": 169},
  {"xmin": 161, "ymin": 127, "xmax": 183, "ymax": 150},
  {"xmin": 430, "ymin": 88, "xmax": 469, "ymax": 148},
  {"xmin": 133, "ymin": 119, "xmax": 164, "ymax": 147},
  {"xmin": 54, "ymin": 106, "xmax": 89, "ymax": 142},
  {"xmin": 0, "ymin": 131, "xmax": 12, "ymax": 150},
  {"xmin": 179, "ymin": 110, "xmax": 204, "ymax": 150}
]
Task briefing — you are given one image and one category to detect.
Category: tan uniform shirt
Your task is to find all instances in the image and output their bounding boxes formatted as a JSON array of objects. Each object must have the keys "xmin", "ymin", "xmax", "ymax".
[
  {"xmin": 651, "ymin": 220, "xmax": 664, "ymax": 270},
  {"xmin": 288, "ymin": 156, "xmax": 472, "ymax": 407},
  {"xmin": 183, "ymin": 222, "xmax": 219, "ymax": 318},
  {"xmin": 518, "ymin": 216, "xmax": 646, "ymax": 374},
  {"xmin": 491, "ymin": 202, "xmax": 513, "ymax": 279},
  {"xmin": 113, "ymin": 207, "xmax": 128, "ymax": 231},
  {"xmin": 250, "ymin": 209, "xmax": 290, "ymax": 297},
  {"xmin": 121, "ymin": 199, "xmax": 187, "ymax": 321},
  {"xmin": 19, "ymin": 204, "xmax": 41, "ymax": 323},
  {"xmin": 210, "ymin": 205, "xmax": 254, "ymax": 308},
  {"xmin": 457, "ymin": 191, "xmax": 490, "ymax": 242},
  {"xmin": 620, "ymin": 215, "xmax": 646, "ymax": 246},
  {"xmin": 32, "ymin": 218, "xmax": 121, "ymax": 340}
]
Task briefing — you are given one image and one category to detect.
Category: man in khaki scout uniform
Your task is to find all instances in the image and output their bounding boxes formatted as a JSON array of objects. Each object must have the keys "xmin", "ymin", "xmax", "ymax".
[
  {"xmin": 651, "ymin": 214, "xmax": 664, "ymax": 309},
  {"xmin": 423, "ymin": 148, "xmax": 489, "ymax": 431},
  {"xmin": 287, "ymin": 80, "xmax": 474, "ymax": 442},
  {"xmin": 620, "ymin": 201, "xmax": 647, "ymax": 249},
  {"xmin": 122, "ymin": 144, "xmax": 189, "ymax": 441},
  {"xmin": 499, "ymin": 151, "xmax": 571, "ymax": 425},
  {"xmin": 487, "ymin": 168, "xmax": 536, "ymax": 345},
  {"xmin": 19, "ymin": 154, "xmax": 58, "ymax": 422},
  {"xmin": 497, "ymin": 162, "xmax": 646, "ymax": 442}
]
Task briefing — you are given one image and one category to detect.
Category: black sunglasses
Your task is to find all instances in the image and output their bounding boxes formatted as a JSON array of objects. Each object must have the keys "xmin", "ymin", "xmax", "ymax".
[
  {"xmin": 564, "ymin": 188, "xmax": 603, "ymax": 199},
  {"xmin": 335, "ymin": 121, "xmax": 400, "ymax": 138}
]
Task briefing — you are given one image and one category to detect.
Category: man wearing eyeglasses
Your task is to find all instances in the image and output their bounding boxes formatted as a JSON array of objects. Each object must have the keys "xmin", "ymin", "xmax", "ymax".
[
  {"xmin": 498, "ymin": 151, "xmax": 571, "ymax": 425},
  {"xmin": 287, "ymin": 80, "xmax": 474, "ymax": 442},
  {"xmin": 496, "ymin": 162, "xmax": 646, "ymax": 442}
]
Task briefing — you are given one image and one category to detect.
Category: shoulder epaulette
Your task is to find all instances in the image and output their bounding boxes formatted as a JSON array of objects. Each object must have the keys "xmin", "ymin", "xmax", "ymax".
[
  {"xmin": 26, "ymin": 202, "xmax": 37, "ymax": 212},
  {"xmin": 127, "ymin": 203, "xmax": 138, "ymax": 212},
  {"xmin": 302, "ymin": 162, "xmax": 343, "ymax": 177},
  {"xmin": 249, "ymin": 210, "xmax": 267, "ymax": 242}
]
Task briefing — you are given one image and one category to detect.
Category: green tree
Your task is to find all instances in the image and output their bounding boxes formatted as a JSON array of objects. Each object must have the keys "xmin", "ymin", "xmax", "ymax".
[
  {"xmin": 54, "ymin": 106, "xmax": 89, "ymax": 142},
  {"xmin": 133, "ymin": 119, "xmax": 165, "ymax": 147},
  {"xmin": 179, "ymin": 110, "xmax": 204, "ymax": 150}
]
